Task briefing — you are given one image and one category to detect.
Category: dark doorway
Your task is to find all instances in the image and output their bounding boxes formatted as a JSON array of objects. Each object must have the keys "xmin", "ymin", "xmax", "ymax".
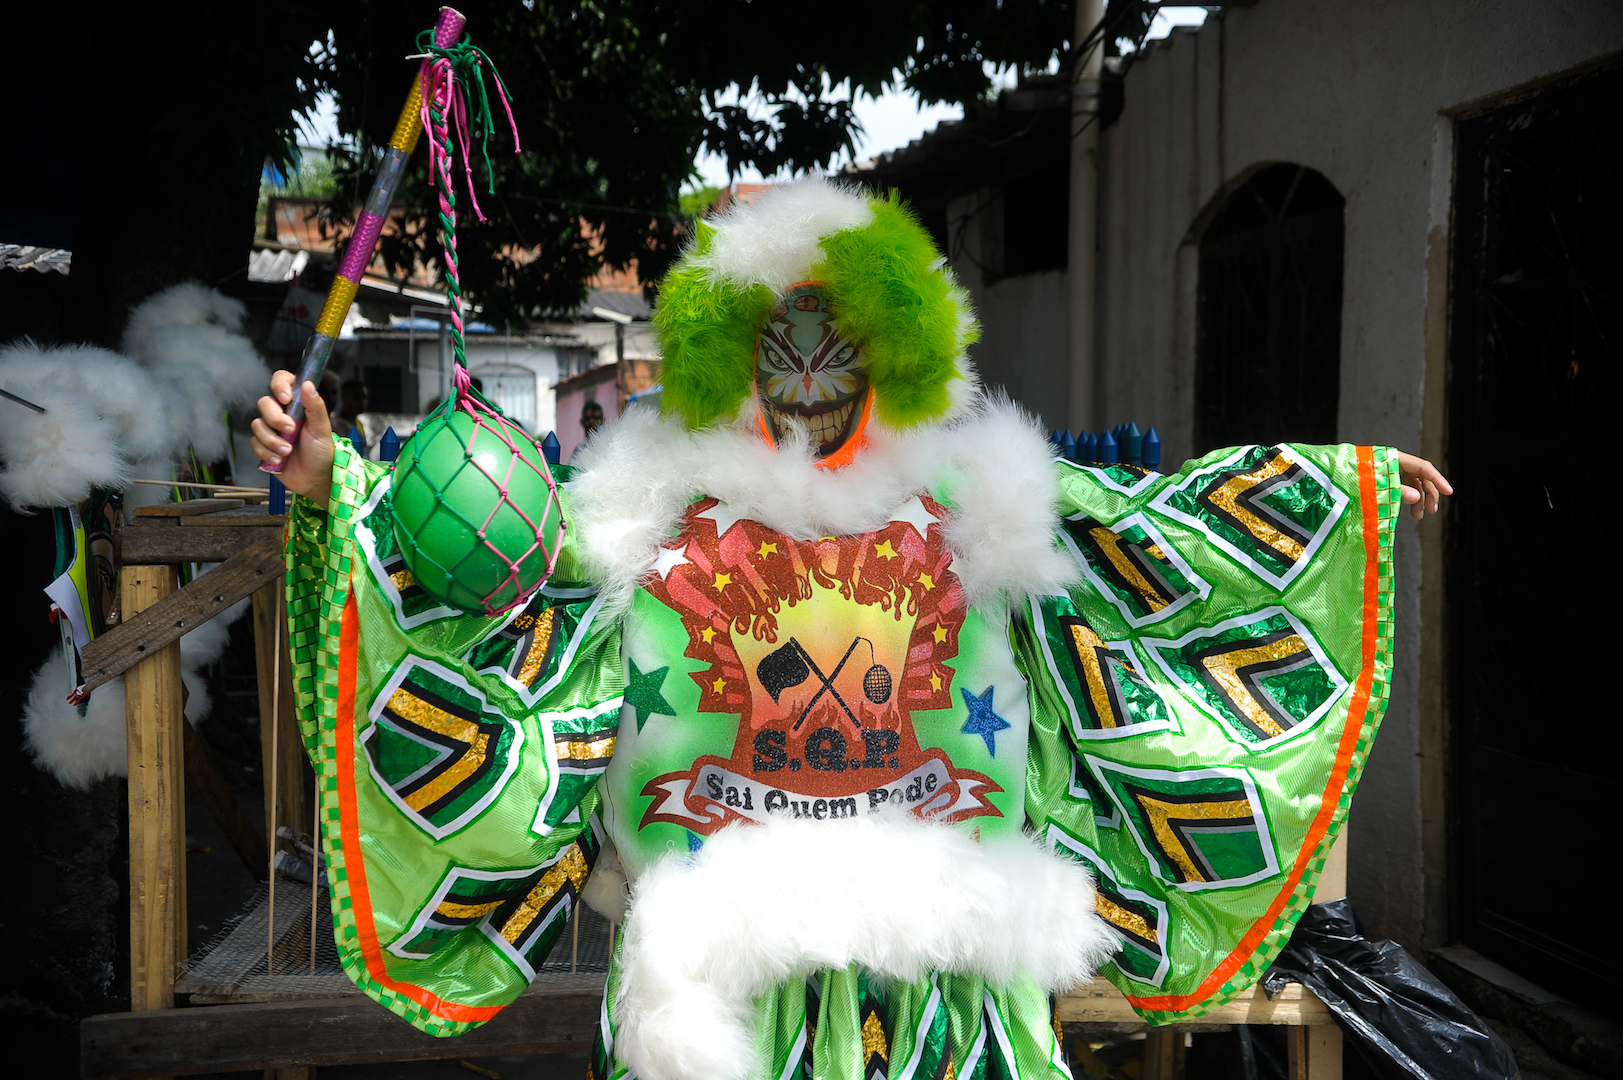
[
  {"xmin": 1195, "ymin": 164, "xmax": 1345, "ymax": 453},
  {"xmin": 1447, "ymin": 61, "xmax": 1621, "ymax": 1012}
]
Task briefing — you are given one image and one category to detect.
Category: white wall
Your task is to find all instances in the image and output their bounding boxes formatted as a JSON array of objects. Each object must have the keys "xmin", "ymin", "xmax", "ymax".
[
  {"xmin": 555, "ymin": 320, "xmax": 659, "ymax": 370},
  {"xmin": 464, "ymin": 339, "xmax": 560, "ymax": 437},
  {"xmin": 1087, "ymin": 0, "xmax": 1623, "ymax": 950}
]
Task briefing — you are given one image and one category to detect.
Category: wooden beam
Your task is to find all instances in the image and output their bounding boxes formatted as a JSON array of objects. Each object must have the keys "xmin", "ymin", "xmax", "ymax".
[
  {"xmin": 123, "ymin": 565, "xmax": 186, "ymax": 1014},
  {"xmin": 82, "ymin": 538, "xmax": 284, "ymax": 691},
  {"xmin": 134, "ymin": 499, "xmax": 246, "ymax": 517},
  {"xmin": 1318, "ymin": 825, "xmax": 1348, "ymax": 901},
  {"xmin": 121, "ymin": 526, "xmax": 285, "ymax": 564},
  {"xmin": 1056, "ymin": 980, "xmax": 1334, "ymax": 1027},
  {"xmin": 181, "ymin": 513, "xmax": 287, "ymax": 527},
  {"xmin": 1288, "ymin": 1024, "xmax": 1343, "ymax": 1080},
  {"xmin": 1143, "ymin": 1028, "xmax": 1186, "ymax": 1080},
  {"xmin": 80, "ymin": 978, "xmax": 604, "ymax": 1079}
]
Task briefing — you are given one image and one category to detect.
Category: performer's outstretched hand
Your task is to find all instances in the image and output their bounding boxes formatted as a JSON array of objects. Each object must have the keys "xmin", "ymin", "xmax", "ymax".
[
  {"xmin": 1396, "ymin": 451, "xmax": 1451, "ymax": 521},
  {"xmin": 252, "ymin": 370, "xmax": 335, "ymax": 510}
]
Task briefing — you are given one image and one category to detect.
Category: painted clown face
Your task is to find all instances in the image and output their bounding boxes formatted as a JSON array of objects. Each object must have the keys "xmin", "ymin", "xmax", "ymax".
[{"xmin": 756, "ymin": 283, "xmax": 869, "ymax": 459}]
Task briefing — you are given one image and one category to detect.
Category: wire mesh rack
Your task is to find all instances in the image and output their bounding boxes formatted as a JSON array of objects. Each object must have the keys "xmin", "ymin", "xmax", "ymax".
[{"xmin": 179, "ymin": 880, "xmax": 613, "ymax": 1004}]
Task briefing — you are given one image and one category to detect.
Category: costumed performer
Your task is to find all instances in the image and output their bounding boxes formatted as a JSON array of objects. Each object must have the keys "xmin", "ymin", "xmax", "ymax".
[{"xmin": 252, "ymin": 177, "xmax": 1450, "ymax": 1080}]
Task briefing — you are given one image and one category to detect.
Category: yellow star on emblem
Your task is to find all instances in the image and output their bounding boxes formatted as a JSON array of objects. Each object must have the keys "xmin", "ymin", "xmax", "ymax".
[
  {"xmin": 873, "ymin": 539, "xmax": 898, "ymax": 560},
  {"xmin": 917, "ymin": 572, "xmax": 935, "ymax": 590},
  {"xmin": 711, "ymin": 677, "xmax": 727, "ymax": 693},
  {"xmin": 757, "ymin": 541, "xmax": 779, "ymax": 558},
  {"xmin": 700, "ymin": 626, "xmax": 716, "ymax": 644},
  {"xmin": 712, "ymin": 572, "xmax": 732, "ymax": 592},
  {"xmin": 933, "ymin": 625, "xmax": 948, "ymax": 644},
  {"xmin": 929, "ymin": 670, "xmax": 942, "ymax": 692}
]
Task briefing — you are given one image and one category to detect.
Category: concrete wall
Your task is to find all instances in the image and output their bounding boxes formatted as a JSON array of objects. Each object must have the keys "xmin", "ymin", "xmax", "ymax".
[
  {"xmin": 945, "ymin": 194, "xmax": 1072, "ymax": 433},
  {"xmin": 1086, "ymin": 0, "xmax": 1623, "ymax": 950}
]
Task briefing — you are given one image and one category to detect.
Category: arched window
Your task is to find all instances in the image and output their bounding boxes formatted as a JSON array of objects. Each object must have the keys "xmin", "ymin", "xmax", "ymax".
[
  {"xmin": 471, "ymin": 365, "xmax": 538, "ymax": 430},
  {"xmin": 1194, "ymin": 164, "xmax": 1345, "ymax": 453}
]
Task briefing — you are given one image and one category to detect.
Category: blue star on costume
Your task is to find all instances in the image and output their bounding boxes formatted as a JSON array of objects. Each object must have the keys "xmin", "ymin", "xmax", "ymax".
[{"xmin": 960, "ymin": 685, "xmax": 1011, "ymax": 756}]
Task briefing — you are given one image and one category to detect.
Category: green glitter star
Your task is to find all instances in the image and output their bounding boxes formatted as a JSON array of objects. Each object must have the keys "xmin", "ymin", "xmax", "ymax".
[{"xmin": 625, "ymin": 657, "xmax": 676, "ymax": 732}]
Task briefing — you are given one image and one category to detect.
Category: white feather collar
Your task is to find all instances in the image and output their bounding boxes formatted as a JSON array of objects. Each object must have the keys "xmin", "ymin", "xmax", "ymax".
[{"xmin": 565, "ymin": 392, "xmax": 1079, "ymax": 616}]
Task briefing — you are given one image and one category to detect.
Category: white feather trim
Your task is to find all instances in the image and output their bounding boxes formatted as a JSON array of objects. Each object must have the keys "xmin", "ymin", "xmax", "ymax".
[
  {"xmin": 581, "ymin": 839, "xmax": 628, "ymax": 921},
  {"xmin": 689, "ymin": 177, "xmax": 874, "ymax": 293},
  {"xmin": 0, "ymin": 330, "xmax": 267, "ymax": 509},
  {"xmin": 21, "ymin": 595, "xmax": 252, "ymax": 788},
  {"xmin": 21, "ymin": 653, "xmax": 130, "ymax": 791},
  {"xmin": 122, "ymin": 457, "xmax": 180, "ymax": 517},
  {"xmin": 138, "ymin": 322, "xmax": 269, "ymax": 412},
  {"xmin": 566, "ymin": 392, "xmax": 1077, "ymax": 616},
  {"xmin": 614, "ymin": 815, "xmax": 1115, "ymax": 1080},
  {"xmin": 0, "ymin": 347, "xmax": 129, "ymax": 510},
  {"xmin": 121, "ymin": 280, "xmax": 248, "ymax": 357},
  {"xmin": 2, "ymin": 343, "xmax": 176, "ymax": 461}
]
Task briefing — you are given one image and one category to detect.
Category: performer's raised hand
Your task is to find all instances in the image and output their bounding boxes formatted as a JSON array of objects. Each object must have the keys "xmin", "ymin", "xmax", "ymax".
[
  {"xmin": 1397, "ymin": 451, "xmax": 1451, "ymax": 521},
  {"xmin": 252, "ymin": 370, "xmax": 335, "ymax": 509}
]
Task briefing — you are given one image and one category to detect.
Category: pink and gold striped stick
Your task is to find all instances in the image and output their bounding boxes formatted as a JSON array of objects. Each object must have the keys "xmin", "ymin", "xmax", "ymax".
[{"xmin": 263, "ymin": 7, "xmax": 467, "ymax": 473}]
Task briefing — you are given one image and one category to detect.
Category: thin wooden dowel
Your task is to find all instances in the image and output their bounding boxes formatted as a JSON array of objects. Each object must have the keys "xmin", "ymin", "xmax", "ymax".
[
  {"xmin": 267, "ymin": 587, "xmax": 281, "ymax": 977},
  {"xmin": 571, "ymin": 905, "xmax": 579, "ymax": 973},
  {"xmin": 311, "ymin": 780, "xmax": 320, "ymax": 971},
  {"xmin": 127, "ymin": 478, "xmax": 264, "ymax": 493}
]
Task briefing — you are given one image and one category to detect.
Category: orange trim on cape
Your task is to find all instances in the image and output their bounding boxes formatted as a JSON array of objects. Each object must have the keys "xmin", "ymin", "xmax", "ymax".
[
  {"xmin": 334, "ymin": 589, "xmax": 507, "ymax": 1025},
  {"xmin": 1127, "ymin": 445, "xmax": 1381, "ymax": 1013}
]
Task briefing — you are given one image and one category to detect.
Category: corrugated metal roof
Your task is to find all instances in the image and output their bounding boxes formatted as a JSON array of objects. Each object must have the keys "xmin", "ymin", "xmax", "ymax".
[
  {"xmin": 247, "ymin": 246, "xmax": 310, "ymax": 282},
  {"xmin": 1, "ymin": 244, "xmax": 72, "ymax": 274}
]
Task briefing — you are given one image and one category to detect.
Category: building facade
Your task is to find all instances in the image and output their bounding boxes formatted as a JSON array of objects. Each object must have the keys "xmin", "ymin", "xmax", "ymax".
[{"xmin": 861, "ymin": 0, "xmax": 1622, "ymax": 1014}]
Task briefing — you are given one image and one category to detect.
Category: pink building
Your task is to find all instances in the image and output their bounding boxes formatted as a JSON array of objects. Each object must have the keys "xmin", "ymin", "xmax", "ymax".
[{"xmin": 553, "ymin": 363, "xmax": 619, "ymax": 462}]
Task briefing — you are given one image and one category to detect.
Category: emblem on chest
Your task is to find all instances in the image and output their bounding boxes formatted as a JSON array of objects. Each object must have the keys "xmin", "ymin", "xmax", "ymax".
[{"xmin": 638, "ymin": 497, "xmax": 1002, "ymax": 833}]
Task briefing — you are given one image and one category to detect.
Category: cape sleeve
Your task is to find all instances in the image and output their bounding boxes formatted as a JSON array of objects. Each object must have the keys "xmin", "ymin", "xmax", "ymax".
[
  {"xmin": 1013, "ymin": 442, "xmax": 1400, "ymax": 1024},
  {"xmin": 286, "ymin": 440, "xmax": 625, "ymax": 1037}
]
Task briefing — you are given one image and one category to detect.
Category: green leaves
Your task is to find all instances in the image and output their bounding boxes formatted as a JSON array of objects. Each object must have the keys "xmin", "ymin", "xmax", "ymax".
[{"xmin": 315, "ymin": 1, "xmax": 1089, "ymax": 320}]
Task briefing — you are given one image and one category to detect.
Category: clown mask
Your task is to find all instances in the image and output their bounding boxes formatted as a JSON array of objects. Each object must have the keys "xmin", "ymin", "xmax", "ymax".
[{"xmin": 756, "ymin": 283, "xmax": 870, "ymax": 460}]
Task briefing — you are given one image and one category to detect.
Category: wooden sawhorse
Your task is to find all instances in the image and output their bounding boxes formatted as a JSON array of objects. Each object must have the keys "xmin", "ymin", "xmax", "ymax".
[{"xmin": 79, "ymin": 500, "xmax": 304, "ymax": 1076}]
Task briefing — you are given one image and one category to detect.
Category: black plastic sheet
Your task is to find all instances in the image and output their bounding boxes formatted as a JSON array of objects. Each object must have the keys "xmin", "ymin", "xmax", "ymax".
[{"xmin": 1261, "ymin": 899, "xmax": 1521, "ymax": 1079}]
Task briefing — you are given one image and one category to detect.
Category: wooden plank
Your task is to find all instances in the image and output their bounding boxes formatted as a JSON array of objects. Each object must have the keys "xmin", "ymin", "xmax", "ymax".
[
  {"xmin": 82, "ymin": 539, "xmax": 284, "ymax": 691},
  {"xmin": 1143, "ymin": 1029, "xmax": 1186, "ymax": 1080},
  {"xmin": 253, "ymin": 583, "xmax": 304, "ymax": 860},
  {"xmin": 181, "ymin": 513, "xmax": 287, "ymax": 527},
  {"xmin": 80, "ymin": 978, "xmax": 605, "ymax": 1078},
  {"xmin": 1318, "ymin": 825, "xmax": 1348, "ymax": 901},
  {"xmin": 124, "ymin": 565, "xmax": 186, "ymax": 1014},
  {"xmin": 135, "ymin": 500, "xmax": 246, "ymax": 517},
  {"xmin": 121, "ymin": 526, "xmax": 284, "ymax": 564},
  {"xmin": 1292, "ymin": 1024, "xmax": 1342, "ymax": 1080},
  {"xmin": 182, "ymin": 720, "xmax": 268, "ymax": 877},
  {"xmin": 1056, "ymin": 980, "xmax": 1334, "ymax": 1027}
]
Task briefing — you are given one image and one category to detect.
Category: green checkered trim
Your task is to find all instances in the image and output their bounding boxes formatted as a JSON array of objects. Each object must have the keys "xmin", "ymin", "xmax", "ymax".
[
  {"xmin": 286, "ymin": 445, "xmax": 482, "ymax": 1037},
  {"xmin": 1132, "ymin": 446, "xmax": 1402, "ymax": 1025}
]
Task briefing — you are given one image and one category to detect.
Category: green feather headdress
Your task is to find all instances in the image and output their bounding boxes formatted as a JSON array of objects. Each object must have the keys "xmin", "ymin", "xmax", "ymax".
[{"xmin": 653, "ymin": 179, "xmax": 980, "ymax": 432}]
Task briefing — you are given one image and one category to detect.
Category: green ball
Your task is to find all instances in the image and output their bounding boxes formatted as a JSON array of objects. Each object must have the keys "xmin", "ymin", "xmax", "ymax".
[{"xmin": 391, "ymin": 408, "xmax": 562, "ymax": 613}]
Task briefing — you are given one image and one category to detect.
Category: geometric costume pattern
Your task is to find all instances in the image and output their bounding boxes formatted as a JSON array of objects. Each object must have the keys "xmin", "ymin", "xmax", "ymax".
[{"xmin": 286, "ymin": 437, "xmax": 1399, "ymax": 1067}]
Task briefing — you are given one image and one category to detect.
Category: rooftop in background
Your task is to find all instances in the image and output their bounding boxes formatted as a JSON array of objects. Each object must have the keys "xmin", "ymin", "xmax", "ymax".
[
  {"xmin": 2, "ymin": 244, "xmax": 73, "ymax": 275},
  {"xmin": 843, "ymin": 74, "xmax": 1079, "ymax": 247},
  {"xmin": 706, "ymin": 183, "xmax": 776, "ymax": 214}
]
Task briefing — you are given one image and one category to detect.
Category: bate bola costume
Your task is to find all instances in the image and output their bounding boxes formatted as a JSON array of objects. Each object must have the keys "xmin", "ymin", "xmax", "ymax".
[{"xmin": 284, "ymin": 180, "xmax": 1401, "ymax": 1080}]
